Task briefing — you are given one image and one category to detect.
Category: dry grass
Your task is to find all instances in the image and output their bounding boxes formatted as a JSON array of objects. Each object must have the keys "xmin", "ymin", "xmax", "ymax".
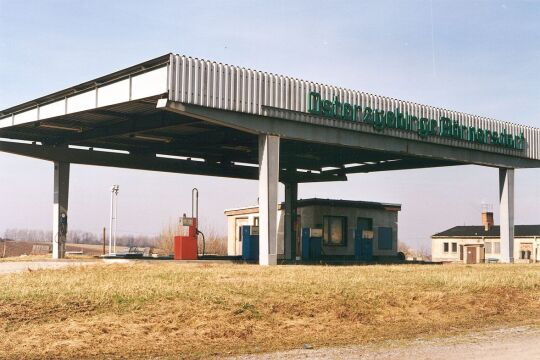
[{"xmin": 0, "ymin": 263, "xmax": 539, "ymax": 359}]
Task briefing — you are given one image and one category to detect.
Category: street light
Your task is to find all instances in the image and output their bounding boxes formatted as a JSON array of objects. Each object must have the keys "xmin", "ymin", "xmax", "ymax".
[{"xmin": 109, "ymin": 185, "xmax": 119, "ymax": 255}]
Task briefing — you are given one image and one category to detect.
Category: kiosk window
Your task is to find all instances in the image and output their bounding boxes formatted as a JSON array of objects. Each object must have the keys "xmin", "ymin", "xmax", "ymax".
[
  {"xmin": 323, "ymin": 216, "xmax": 347, "ymax": 246},
  {"xmin": 378, "ymin": 227, "xmax": 393, "ymax": 250}
]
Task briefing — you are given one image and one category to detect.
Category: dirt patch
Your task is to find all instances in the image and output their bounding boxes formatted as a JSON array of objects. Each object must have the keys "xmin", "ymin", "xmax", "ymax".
[
  {"xmin": 0, "ymin": 240, "xmax": 132, "ymax": 258},
  {"xmin": 0, "ymin": 240, "xmax": 41, "ymax": 257}
]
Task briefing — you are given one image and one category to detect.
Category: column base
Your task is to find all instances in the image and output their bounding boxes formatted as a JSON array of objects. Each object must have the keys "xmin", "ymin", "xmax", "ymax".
[{"xmin": 260, "ymin": 254, "xmax": 277, "ymax": 266}]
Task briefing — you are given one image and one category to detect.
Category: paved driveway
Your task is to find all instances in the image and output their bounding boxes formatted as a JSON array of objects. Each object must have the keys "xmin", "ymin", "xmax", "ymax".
[
  {"xmin": 0, "ymin": 260, "xmax": 98, "ymax": 274},
  {"xmin": 232, "ymin": 326, "xmax": 540, "ymax": 360}
]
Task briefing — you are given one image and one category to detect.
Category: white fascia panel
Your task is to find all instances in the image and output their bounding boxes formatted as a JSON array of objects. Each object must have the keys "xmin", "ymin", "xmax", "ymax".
[
  {"xmin": 0, "ymin": 117, "xmax": 14, "ymax": 128},
  {"xmin": 39, "ymin": 99, "xmax": 66, "ymax": 120},
  {"xmin": 97, "ymin": 79, "xmax": 130, "ymax": 107},
  {"xmin": 13, "ymin": 108, "xmax": 38, "ymax": 125},
  {"xmin": 67, "ymin": 89, "xmax": 97, "ymax": 114},
  {"xmin": 131, "ymin": 66, "xmax": 168, "ymax": 100}
]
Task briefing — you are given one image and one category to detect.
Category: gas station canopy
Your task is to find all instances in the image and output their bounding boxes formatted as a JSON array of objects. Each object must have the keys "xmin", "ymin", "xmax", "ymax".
[{"xmin": 1, "ymin": 53, "xmax": 539, "ymax": 183}]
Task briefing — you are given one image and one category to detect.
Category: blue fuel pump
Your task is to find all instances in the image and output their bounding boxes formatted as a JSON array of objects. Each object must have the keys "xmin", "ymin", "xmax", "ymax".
[
  {"xmin": 301, "ymin": 228, "xmax": 322, "ymax": 261},
  {"xmin": 355, "ymin": 229, "xmax": 373, "ymax": 261},
  {"xmin": 241, "ymin": 225, "xmax": 259, "ymax": 261}
]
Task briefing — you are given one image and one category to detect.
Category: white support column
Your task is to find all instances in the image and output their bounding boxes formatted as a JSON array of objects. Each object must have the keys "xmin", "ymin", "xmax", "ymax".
[
  {"xmin": 52, "ymin": 162, "xmax": 70, "ymax": 259},
  {"xmin": 258, "ymin": 134, "xmax": 280, "ymax": 265},
  {"xmin": 499, "ymin": 168, "xmax": 514, "ymax": 263},
  {"xmin": 284, "ymin": 182, "xmax": 298, "ymax": 261}
]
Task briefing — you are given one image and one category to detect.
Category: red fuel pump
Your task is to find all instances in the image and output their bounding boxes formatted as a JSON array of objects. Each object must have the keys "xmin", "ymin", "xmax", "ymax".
[
  {"xmin": 173, "ymin": 215, "xmax": 198, "ymax": 260},
  {"xmin": 174, "ymin": 188, "xmax": 204, "ymax": 260}
]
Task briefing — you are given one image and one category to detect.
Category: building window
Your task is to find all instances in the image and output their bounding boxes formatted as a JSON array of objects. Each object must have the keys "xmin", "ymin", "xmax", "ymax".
[
  {"xmin": 443, "ymin": 242, "xmax": 449, "ymax": 253},
  {"xmin": 520, "ymin": 244, "xmax": 532, "ymax": 260},
  {"xmin": 323, "ymin": 216, "xmax": 347, "ymax": 246},
  {"xmin": 451, "ymin": 242, "xmax": 457, "ymax": 253},
  {"xmin": 378, "ymin": 227, "xmax": 393, "ymax": 250},
  {"xmin": 493, "ymin": 242, "xmax": 500, "ymax": 254}
]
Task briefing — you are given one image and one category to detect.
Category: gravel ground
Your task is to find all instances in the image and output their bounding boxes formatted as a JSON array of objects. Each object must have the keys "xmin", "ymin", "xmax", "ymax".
[{"xmin": 232, "ymin": 326, "xmax": 540, "ymax": 360}]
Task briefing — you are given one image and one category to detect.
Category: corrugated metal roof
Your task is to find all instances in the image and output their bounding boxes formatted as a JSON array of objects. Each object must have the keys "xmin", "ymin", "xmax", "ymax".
[{"xmin": 168, "ymin": 53, "xmax": 540, "ymax": 160}]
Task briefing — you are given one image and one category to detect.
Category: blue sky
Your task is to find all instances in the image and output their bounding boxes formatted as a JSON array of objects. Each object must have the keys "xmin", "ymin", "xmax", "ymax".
[{"xmin": 0, "ymin": 0, "xmax": 539, "ymax": 250}]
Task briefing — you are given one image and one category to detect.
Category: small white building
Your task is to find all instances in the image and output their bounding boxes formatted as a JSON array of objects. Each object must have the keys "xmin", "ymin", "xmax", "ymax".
[
  {"xmin": 431, "ymin": 211, "xmax": 539, "ymax": 263},
  {"xmin": 224, "ymin": 198, "xmax": 401, "ymax": 261}
]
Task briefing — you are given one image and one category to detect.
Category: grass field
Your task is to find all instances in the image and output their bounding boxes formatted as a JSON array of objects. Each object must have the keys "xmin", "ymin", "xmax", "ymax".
[
  {"xmin": 0, "ymin": 263, "xmax": 539, "ymax": 359},
  {"xmin": 0, "ymin": 241, "xmax": 131, "ymax": 259}
]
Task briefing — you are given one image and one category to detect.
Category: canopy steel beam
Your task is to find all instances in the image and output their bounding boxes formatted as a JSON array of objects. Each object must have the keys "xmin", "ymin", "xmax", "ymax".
[
  {"xmin": 161, "ymin": 101, "xmax": 540, "ymax": 169},
  {"xmin": 0, "ymin": 140, "xmax": 345, "ymax": 183},
  {"xmin": 44, "ymin": 112, "xmax": 188, "ymax": 145},
  {"xmin": 326, "ymin": 158, "xmax": 461, "ymax": 175}
]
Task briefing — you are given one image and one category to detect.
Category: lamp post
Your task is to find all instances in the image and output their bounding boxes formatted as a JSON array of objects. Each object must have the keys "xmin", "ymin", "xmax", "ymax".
[{"xmin": 109, "ymin": 185, "xmax": 119, "ymax": 255}]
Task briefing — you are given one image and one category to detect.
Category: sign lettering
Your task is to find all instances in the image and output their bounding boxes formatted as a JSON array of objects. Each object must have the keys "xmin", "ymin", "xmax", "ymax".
[{"xmin": 307, "ymin": 91, "xmax": 525, "ymax": 150}]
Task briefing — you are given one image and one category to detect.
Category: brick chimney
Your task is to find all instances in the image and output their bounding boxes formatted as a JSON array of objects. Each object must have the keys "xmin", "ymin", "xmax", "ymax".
[{"xmin": 482, "ymin": 210, "xmax": 494, "ymax": 231}]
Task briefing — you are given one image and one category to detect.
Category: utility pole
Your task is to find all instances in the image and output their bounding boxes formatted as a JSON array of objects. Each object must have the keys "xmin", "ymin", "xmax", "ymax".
[{"xmin": 102, "ymin": 227, "xmax": 106, "ymax": 255}]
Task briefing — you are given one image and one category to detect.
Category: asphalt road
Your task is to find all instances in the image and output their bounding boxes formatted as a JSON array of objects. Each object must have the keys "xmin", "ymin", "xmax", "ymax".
[{"xmin": 0, "ymin": 260, "xmax": 99, "ymax": 274}]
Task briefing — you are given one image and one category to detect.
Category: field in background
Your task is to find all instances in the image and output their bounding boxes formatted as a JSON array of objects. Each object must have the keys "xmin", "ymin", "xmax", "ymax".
[
  {"xmin": 0, "ymin": 241, "xmax": 130, "ymax": 258},
  {"xmin": 0, "ymin": 263, "xmax": 539, "ymax": 359}
]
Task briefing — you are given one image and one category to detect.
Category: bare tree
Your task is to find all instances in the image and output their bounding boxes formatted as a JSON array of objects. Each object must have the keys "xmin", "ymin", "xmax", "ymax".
[
  {"xmin": 198, "ymin": 225, "xmax": 227, "ymax": 256},
  {"xmin": 157, "ymin": 222, "xmax": 176, "ymax": 254}
]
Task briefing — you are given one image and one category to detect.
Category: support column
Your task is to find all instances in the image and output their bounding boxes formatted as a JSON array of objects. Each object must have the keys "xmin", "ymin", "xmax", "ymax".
[
  {"xmin": 52, "ymin": 162, "xmax": 70, "ymax": 259},
  {"xmin": 284, "ymin": 182, "xmax": 298, "ymax": 261},
  {"xmin": 499, "ymin": 168, "xmax": 514, "ymax": 263},
  {"xmin": 258, "ymin": 134, "xmax": 280, "ymax": 265}
]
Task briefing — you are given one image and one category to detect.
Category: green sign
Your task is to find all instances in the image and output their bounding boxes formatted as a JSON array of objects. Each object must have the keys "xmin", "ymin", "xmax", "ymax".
[{"xmin": 307, "ymin": 92, "xmax": 525, "ymax": 150}]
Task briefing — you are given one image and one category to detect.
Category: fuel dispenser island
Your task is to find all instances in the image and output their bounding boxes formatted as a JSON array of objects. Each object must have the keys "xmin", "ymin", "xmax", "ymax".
[{"xmin": 174, "ymin": 188, "xmax": 205, "ymax": 260}]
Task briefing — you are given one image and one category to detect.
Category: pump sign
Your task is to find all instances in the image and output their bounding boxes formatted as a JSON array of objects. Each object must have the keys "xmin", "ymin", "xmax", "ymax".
[{"xmin": 307, "ymin": 92, "xmax": 525, "ymax": 151}]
